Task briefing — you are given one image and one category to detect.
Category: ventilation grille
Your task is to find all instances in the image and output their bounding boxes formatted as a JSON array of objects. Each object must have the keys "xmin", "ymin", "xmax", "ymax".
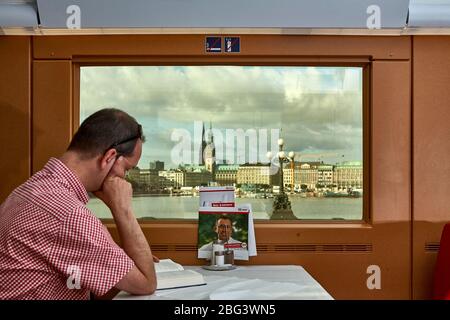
[
  {"xmin": 258, "ymin": 244, "xmax": 372, "ymax": 253},
  {"xmin": 151, "ymin": 244, "xmax": 198, "ymax": 252},
  {"xmin": 151, "ymin": 243, "xmax": 372, "ymax": 253},
  {"xmin": 425, "ymin": 242, "xmax": 440, "ymax": 253}
]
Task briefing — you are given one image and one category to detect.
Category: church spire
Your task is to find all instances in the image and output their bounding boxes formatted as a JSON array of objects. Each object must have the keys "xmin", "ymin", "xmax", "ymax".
[
  {"xmin": 200, "ymin": 122, "xmax": 207, "ymax": 165},
  {"xmin": 209, "ymin": 121, "xmax": 214, "ymax": 144}
]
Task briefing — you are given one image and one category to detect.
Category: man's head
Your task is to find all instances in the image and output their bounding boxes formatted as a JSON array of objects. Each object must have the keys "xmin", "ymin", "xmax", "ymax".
[
  {"xmin": 214, "ymin": 215, "xmax": 233, "ymax": 242},
  {"xmin": 66, "ymin": 108, "xmax": 145, "ymax": 191}
]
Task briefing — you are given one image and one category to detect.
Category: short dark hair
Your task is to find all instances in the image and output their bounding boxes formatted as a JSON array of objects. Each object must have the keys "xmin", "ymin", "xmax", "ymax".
[
  {"xmin": 216, "ymin": 215, "xmax": 232, "ymax": 226},
  {"xmin": 68, "ymin": 108, "xmax": 145, "ymax": 158}
]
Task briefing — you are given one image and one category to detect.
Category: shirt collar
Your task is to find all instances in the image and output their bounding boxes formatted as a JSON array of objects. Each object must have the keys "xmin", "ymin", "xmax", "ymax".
[{"xmin": 44, "ymin": 157, "xmax": 90, "ymax": 205}]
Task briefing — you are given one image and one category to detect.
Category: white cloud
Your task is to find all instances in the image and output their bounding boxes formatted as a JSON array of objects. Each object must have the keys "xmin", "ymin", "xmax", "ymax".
[{"xmin": 80, "ymin": 66, "xmax": 363, "ymax": 168}]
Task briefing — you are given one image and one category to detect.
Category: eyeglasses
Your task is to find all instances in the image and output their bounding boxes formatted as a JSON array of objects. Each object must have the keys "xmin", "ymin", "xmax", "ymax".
[{"xmin": 106, "ymin": 125, "xmax": 142, "ymax": 155}]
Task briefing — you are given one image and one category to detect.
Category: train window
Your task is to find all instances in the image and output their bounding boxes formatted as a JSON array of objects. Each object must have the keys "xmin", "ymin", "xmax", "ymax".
[{"xmin": 80, "ymin": 66, "xmax": 364, "ymax": 221}]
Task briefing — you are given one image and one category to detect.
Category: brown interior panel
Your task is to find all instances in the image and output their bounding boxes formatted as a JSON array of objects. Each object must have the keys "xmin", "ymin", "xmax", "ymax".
[
  {"xmin": 371, "ymin": 61, "xmax": 411, "ymax": 223},
  {"xmin": 0, "ymin": 37, "xmax": 31, "ymax": 202},
  {"xmin": 413, "ymin": 36, "xmax": 450, "ymax": 299},
  {"xmin": 32, "ymin": 60, "xmax": 73, "ymax": 173},
  {"xmin": 105, "ymin": 221, "xmax": 409, "ymax": 299},
  {"xmin": 33, "ymin": 35, "xmax": 411, "ymax": 60}
]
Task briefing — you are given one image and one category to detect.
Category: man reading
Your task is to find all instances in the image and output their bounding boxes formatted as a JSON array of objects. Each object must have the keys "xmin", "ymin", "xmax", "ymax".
[{"xmin": 0, "ymin": 108, "xmax": 157, "ymax": 299}]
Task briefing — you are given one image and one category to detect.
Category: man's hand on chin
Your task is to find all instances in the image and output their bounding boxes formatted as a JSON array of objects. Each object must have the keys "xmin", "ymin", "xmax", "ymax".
[{"xmin": 94, "ymin": 176, "xmax": 133, "ymax": 217}]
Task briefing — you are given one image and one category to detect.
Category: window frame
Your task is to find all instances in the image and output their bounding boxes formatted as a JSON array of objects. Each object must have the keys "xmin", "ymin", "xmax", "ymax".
[{"xmin": 73, "ymin": 58, "xmax": 371, "ymax": 225}]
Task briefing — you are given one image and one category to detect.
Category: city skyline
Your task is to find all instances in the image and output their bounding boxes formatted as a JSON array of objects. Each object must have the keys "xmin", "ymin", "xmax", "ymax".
[
  {"xmin": 128, "ymin": 158, "xmax": 363, "ymax": 195},
  {"xmin": 80, "ymin": 66, "xmax": 363, "ymax": 168},
  {"xmin": 142, "ymin": 158, "xmax": 362, "ymax": 170}
]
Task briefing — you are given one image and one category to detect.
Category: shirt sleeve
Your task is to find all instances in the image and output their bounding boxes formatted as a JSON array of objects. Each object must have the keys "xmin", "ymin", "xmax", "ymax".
[{"xmin": 47, "ymin": 206, "xmax": 134, "ymax": 296}]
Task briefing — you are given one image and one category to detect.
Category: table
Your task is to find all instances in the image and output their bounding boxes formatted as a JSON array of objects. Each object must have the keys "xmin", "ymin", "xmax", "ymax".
[{"xmin": 115, "ymin": 265, "xmax": 333, "ymax": 300}]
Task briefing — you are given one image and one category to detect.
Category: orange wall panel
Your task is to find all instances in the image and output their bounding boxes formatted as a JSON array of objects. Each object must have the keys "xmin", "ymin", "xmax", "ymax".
[
  {"xmin": 32, "ymin": 60, "xmax": 73, "ymax": 172},
  {"xmin": 413, "ymin": 36, "xmax": 450, "ymax": 299},
  {"xmin": 0, "ymin": 37, "xmax": 31, "ymax": 202},
  {"xmin": 33, "ymin": 35, "xmax": 411, "ymax": 60},
  {"xmin": 413, "ymin": 36, "xmax": 450, "ymax": 223},
  {"xmin": 372, "ymin": 61, "xmax": 411, "ymax": 223}
]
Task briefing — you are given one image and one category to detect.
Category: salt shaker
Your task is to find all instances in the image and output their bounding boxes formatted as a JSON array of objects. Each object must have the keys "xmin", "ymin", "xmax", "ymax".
[
  {"xmin": 211, "ymin": 242, "xmax": 224, "ymax": 265},
  {"xmin": 214, "ymin": 250, "xmax": 224, "ymax": 266}
]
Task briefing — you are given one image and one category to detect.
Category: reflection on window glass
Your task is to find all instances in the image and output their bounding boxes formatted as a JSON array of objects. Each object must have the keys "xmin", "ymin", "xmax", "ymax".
[{"xmin": 80, "ymin": 66, "xmax": 363, "ymax": 220}]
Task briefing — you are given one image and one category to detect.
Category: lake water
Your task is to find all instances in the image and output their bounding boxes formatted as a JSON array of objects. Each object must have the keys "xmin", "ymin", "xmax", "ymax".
[{"xmin": 87, "ymin": 195, "xmax": 363, "ymax": 220}]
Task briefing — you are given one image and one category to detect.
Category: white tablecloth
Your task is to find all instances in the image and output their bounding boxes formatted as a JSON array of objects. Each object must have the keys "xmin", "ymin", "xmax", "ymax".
[{"xmin": 115, "ymin": 265, "xmax": 333, "ymax": 300}]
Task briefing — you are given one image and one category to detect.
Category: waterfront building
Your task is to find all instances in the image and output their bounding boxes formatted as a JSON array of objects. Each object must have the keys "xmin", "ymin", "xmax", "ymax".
[
  {"xmin": 299, "ymin": 163, "xmax": 319, "ymax": 189},
  {"xmin": 283, "ymin": 167, "xmax": 301, "ymax": 190},
  {"xmin": 158, "ymin": 170, "xmax": 185, "ymax": 188},
  {"xmin": 317, "ymin": 164, "xmax": 334, "ymax": 188},
  {"xmin": 149, "ymin": 160, "xmax": 164, "ymax": 171},
  {"xmin": 215, "ymin": 164, "xmax": 239, "ymax": 186},
  {"xmin": 334, "ymin": 161, "xmax": 363, "ymax": 189},
  {"xmin": 237, "ymin": 163, "xmax": 279, "ymax": 186}
]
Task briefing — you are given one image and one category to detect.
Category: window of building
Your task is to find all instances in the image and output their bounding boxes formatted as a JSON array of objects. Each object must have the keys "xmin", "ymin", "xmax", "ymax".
[{"xmin": 80, "ymin": 66, "xmax": 364, "ymax": 221}]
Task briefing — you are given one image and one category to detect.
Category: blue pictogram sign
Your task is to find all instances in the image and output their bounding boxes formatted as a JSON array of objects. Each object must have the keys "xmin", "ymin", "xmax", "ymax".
[
  {"xmin": 206, "ymin": 37, "xmax": 222, "ymax": 53},
  {"xmin": 224, "ymin": 37, "xmax": 240, "ymax": 53}
]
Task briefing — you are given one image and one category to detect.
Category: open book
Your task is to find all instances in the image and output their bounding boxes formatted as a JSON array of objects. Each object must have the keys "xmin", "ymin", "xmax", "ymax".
[{"xmin": 155, "ymin": 259, "xmax": 206, "ymax": 290}]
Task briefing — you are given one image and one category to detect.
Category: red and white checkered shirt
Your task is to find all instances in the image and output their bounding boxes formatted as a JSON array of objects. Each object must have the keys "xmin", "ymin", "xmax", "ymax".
[{"xmin": 0, "ymin": 158, "xmax": 134, "ymax": 300}]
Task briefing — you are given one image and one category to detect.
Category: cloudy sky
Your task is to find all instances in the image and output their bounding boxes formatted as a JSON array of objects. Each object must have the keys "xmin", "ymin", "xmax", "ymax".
[{"xmin": 80, "ymin": 66, "xmax": 363, "ymax": 169}]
